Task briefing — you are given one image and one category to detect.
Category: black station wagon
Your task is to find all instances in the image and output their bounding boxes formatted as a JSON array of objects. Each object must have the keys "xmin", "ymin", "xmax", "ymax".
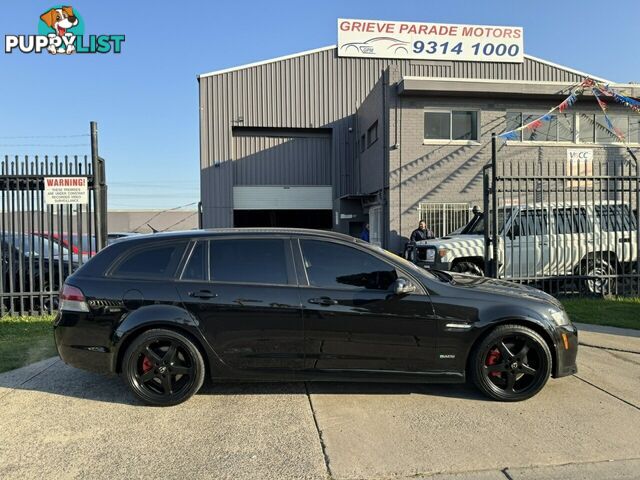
[{"xmin": 54, "ymin": 229, "xmax": 578, "ymax": 406}]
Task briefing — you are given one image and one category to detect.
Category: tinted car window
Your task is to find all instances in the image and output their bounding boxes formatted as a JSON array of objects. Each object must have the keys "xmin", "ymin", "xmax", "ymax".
[
  {"xmin": 210, "ymin": 239, "xmax": 288, "ymax": 285},
  {"xmin": 301, "ymin": 239, "xmax": 397, "ymax": 291},
  {"xmin": 510, "ymin": 210, "xmax": 548, "ymax": 237},
  {"xmin": 595, "ymin": 205, "xmax": 637, "ymax": 232},
  {"xmin": 113, "ymin": 242, "xmax": 187, "ymax": 278},
  {"xmin": 553, "ymin": 208, "xmax": 590, "ymax": 234},
  {"xmin": 182, "ymin": 241, "xmax": 207, "ymax": 281}
]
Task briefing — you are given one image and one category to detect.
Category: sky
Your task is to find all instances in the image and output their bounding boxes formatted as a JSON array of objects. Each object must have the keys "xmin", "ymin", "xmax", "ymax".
[{"xmin": 0, "ymin": 1, "xmax": 638, "ymax": 210}]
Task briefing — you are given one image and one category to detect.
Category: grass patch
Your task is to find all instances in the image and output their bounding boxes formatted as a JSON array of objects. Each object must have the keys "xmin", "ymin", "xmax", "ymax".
[
  {"xmin": 0, "ymin": 315, "xmax": 57, "ymax": 373},
  {"xmin": 562, "ymin": 297, "xmax": 640, "ymax": 330}
]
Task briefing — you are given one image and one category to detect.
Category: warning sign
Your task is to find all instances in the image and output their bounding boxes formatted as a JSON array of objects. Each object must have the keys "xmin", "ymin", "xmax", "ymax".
[{"xmin": 44, "ymin": 177, "xmax": 89, "ymax": 205}]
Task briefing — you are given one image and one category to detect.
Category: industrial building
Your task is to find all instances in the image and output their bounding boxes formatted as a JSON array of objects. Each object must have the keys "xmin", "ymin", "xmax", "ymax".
[{"xmin": 198, "ymin": 20, "xmax": 638, "ymax": 252}]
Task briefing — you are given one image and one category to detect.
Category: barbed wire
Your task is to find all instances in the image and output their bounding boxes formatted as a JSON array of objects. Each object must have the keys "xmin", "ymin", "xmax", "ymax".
[
  {"xmin": 131, "ymin": 201, "xmax": 198, "ymax": 233},
  {"xmin": 0, "ymin": 143, "xmax": 89, "ymax": 147},
  {"xmin": 160, "ymin": 211, "xmax": 199, "ymax": 232},
  {"xmin": 0, "ymin": 134, "xmax": 90, "ymax": 139}
]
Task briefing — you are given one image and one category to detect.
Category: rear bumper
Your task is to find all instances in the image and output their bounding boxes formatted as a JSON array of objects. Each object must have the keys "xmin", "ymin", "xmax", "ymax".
[
  {"xmin": 552, "ymin": 324, "xmax": 578, "ymax": 378},
  {"xmin": 53, "ymin": 312, "xmax": 115, "ymax": 375}
]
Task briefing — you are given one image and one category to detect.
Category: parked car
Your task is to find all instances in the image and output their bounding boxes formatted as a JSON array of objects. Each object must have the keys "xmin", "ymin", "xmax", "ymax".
[
  {"xmin": 33, "ymin": 232, "xmax": 97, "ymax": 256},
  {"xmin": 54, "ymin": 228, "xmax": 577, "ymax": 406},
  {"xmin": 1, "ymin": 232, "xmax": 76, "ymax": 310},
  {"xmin": 406, "ymin": 202, "xmax": 639, "ymax": 294}
]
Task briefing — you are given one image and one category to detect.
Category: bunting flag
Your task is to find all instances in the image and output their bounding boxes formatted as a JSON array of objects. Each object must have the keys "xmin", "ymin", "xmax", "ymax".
[
  {"xmin": 498, "ymin": 81, "xmax": 587, "ymax": 140},
  {"xmin": 594, "ymin": 82, "xmax": 640, "ymax": 114},
  {"xmin": 498, "ymin": 77, "xmax": 640, "ymax": 141},
  {"xmin": 593, "ymin": 86, "xmax": 626, "ymax": 142},
  {"xmin": 592, "ymin": 88, "xmax": 608, "ymax": 112},
  {"xmin": 558, "ymin": 93, "xmax": 578, "ymax": 113}
]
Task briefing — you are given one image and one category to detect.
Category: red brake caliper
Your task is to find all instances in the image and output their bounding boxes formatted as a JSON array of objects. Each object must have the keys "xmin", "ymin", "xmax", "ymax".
[
  {"xmin": 141, "ymin": 356, "xmax": 153, "ymax": 374},
  {"xmin": 486, "ymin": 348, "xmax": 502, "ymax": 378}
]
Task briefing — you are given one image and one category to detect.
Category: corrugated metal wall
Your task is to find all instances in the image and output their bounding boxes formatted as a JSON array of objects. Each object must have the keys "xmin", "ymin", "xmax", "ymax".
[
  {"xmin": 233, "ymin": 133, "xmax": 331, "ymax": 186},
  {"xmin": 199, "ymin": 47, "xmax": 588, "ymax": 227}
]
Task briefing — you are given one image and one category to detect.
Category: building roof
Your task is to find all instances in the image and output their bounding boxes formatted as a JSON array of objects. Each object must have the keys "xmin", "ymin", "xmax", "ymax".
[{"xmin": 198, "ymin": 45, "xmax": 613, "ymax": 85}]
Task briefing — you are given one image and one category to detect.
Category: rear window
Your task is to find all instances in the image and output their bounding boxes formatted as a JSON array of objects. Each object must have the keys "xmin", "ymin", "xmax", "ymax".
[
  {"xmin": 112, "ymin": 241, "xmax": 187, "ymax": 278},
  {"xmin": 209, "ymin": 239, "xmax": 288, "ymax": 285}
]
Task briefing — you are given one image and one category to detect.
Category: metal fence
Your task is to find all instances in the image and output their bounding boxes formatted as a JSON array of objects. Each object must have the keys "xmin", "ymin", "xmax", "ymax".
[
  {"xmin": 483, "ymin": 135, "xmax": 640, "ymax": 296},
  {"xmin": 0, "ymin": 122, "xmax": 107, "ymax": 315},
  {"xmin": 418, "ymin": 202, "xmax": 473, "ymax": 238}
]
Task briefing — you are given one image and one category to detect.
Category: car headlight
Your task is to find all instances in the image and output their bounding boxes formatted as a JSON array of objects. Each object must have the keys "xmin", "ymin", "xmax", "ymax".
[
  {"xmin": 548, "ymin": 308, "xmax": 570, "ymax": 326},
  {"xmin": 438, "ymin": 247, "xmax": 449, "ymax": 260}
]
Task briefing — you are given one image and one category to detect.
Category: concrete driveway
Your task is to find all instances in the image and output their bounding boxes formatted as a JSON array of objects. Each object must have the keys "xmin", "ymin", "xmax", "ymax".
[{"xmin": 0, "ymin": 324, "xmax": 639, "ymax": 480}]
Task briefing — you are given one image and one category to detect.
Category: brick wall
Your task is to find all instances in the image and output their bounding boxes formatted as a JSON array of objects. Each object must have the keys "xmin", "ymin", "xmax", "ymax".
[{"xmin": 381, "ymin": 72, "xmax": 634, "ymax": 251}]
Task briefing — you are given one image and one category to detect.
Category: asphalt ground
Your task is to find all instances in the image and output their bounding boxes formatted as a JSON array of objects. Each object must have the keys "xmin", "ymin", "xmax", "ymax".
[{"xmin": 0, "ymin": 324, "xmax": 638, "ymax": 480}]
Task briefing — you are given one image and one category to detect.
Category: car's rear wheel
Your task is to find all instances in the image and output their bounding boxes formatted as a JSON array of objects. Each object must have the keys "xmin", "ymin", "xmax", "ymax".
[
  {"xmin": 470, "ymin": 324, "xmax": 551, "ymax": 401},
  {"xmin": 123, "ymin": 329, "xmax": 205, "ymax": 406},
  {"xmin": 582, "ymin": 258, "xmax": 615, "ymax": 295}
]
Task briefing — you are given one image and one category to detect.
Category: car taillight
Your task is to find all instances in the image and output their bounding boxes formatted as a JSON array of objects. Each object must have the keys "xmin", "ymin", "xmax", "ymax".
[{"xmin": 59, "ymin": 284, "xmax": 90, "ymax": 312}]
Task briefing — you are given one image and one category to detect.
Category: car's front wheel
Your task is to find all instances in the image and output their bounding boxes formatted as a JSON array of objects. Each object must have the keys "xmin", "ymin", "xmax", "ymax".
[
  {"xmin": 470, "ymin": 324, "xmax": 551, "ymax": 401},
  {"xmin": 123, "ymin": 328, "xmax": 205, "ymax": 406}
]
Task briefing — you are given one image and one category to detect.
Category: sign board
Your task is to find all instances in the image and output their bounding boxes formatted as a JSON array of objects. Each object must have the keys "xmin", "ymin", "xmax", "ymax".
[
  {"xmin": 44, "ymin": 177, "xmax": 89, "ymax": 205},
  {"xmin": 566, "ymin": 149, "xmax": 593, "ymax": 188},
  {"xmin": 338, "ymin": 18, "xmax": 524, "ymax": 62}
]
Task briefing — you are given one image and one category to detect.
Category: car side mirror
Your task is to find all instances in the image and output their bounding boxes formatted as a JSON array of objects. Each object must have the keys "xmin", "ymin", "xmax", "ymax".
[{"xmin": 393, "ymin": 278, "xmax": 416, "ymax": 295}]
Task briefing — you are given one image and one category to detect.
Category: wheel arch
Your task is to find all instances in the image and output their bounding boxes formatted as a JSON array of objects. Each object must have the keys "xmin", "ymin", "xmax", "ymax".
[
  {"xmin": 466, "ymin": 317, "xmax": 558, "ymax": 378},
  {"xmin": 112, "ymin": 305, "xmax": 213, "ymax": 375},
  {"xmin": 578, "ymin": 250, "xmax": 620, "ymax": 271}
]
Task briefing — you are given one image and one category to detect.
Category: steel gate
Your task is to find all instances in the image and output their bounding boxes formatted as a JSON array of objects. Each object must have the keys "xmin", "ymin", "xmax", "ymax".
[
  {"xmin": 1, "ymin": 122, "xmax": 107, "ymax": 315},
  {"xmin": 483, "ymin": 134, "xmax": 640, "ymax": 297}
]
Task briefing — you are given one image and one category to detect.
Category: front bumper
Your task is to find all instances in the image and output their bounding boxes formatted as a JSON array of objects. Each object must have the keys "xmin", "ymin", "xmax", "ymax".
[
  {"xmin": 412, "ymin": 248, "xmax": 452, "ymax": 270},
  {"xmin": 417, "ymin": 259, "xmax": 452, "ymax": 270},
  {"xmin": 552, "ymin": 323, "xmax": 578, "ymax": 378}
]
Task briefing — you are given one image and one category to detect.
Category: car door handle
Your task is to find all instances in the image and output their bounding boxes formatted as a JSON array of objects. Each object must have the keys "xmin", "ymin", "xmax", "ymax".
[
  {"xmin": 189, "ymin": 290, "xmax": 217, "ymax": 299},
  {"xmin": 308, "ymin": 297, "xmax": 338, "ymax": 306}
]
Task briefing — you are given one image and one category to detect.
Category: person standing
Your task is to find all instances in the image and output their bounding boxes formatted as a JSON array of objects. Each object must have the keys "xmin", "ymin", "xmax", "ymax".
[
  {"xmin": 410, "ymin": 220, "xmax": 434, "ymax": 242},
  {"xmin": 359, "ymin": 223, "xmax": 370, "ymax": 242}
]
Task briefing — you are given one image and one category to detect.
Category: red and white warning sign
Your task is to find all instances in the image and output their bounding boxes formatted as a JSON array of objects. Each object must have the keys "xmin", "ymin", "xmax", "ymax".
[{"xmin": 44, "ymin": 177, "xmax": 89, "ymax": 205}]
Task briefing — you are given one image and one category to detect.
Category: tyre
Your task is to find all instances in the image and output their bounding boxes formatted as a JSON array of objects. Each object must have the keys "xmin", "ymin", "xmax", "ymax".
[
  {"xmin": 582, "ymin": 258, "xmax": 615, "ymax": 295},
  {"xmin": 451, "ymin": 261, "xmax": 484, "ymax": 276},
  {"xmin": 470, "ymin": 324, "xmax": 552, "ymax": 402},
  {"xmin": 122, "ymin": 328, "xmax": 205, "ymax": 406}
]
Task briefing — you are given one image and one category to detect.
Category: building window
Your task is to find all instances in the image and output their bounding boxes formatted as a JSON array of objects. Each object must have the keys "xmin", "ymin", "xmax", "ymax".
[
  {"xmin": 577, "ymin": 113, "xmax": 595, "ymax": 143},
  {"xmin": 515, "ymin": 113, "xmax": 575, "ymax": 142},
  {"xmin": 595, "ymin": 114, "xmax": 629, "ymax": 144},
  {"xmin": 360, "ymin": 134, "xmax": 366, "ymax": 153},
  {"xmin": 367, "ymin": 121, "xmax": 378, "ymax": 147},
  {"xmin": 424, "ymin": 110, "xmax": 478, "ymax": 141},
  {"xmin": 418, "ymin": 203, "xmax": 472, "ymax": 238},
  {"xmin": 505, "ymin": 112, "xmax": 523, "ymax": 141},
  {"xmin": 577, "ymin": 114, "xmax": 640, "ymax": 144},
  {"xmin": 509, "ymin": 112, "xmax": 639, "ymax": 145}
]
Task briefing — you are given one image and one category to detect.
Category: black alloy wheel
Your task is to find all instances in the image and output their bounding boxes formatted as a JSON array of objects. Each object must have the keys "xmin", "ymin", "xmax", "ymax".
[
  {"xmin": 471, "ymin": 324, "xmax": 551, "ymax": 401},
  {"xmin": 123, "ymin": 329, "xmax": 205, "ymax": 406}
]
